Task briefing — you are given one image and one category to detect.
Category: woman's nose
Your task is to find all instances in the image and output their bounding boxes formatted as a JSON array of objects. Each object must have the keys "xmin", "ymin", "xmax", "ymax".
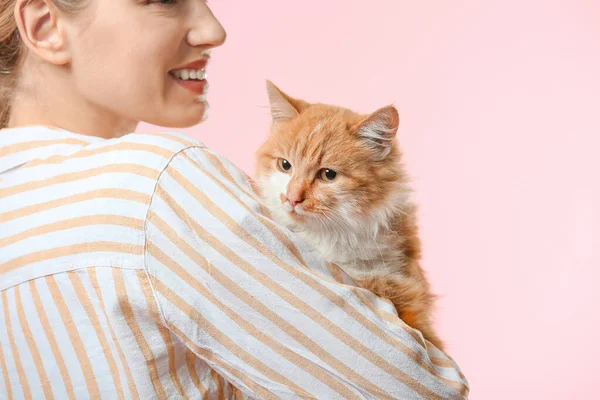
[{"xmin": 187, "ymin": 6, "xmax": 227, "ymax": 49}]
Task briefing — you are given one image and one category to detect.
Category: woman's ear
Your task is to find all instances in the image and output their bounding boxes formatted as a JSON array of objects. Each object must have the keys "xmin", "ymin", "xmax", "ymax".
[{"xmin": 14, "ymin": 0, "xmax": 71, "ymax": 66}]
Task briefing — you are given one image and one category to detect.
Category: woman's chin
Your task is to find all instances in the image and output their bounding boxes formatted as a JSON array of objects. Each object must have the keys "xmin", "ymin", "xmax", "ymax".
[{"xmin": 146, "ymin": 102, "xmax": 209, "ymax": 128}]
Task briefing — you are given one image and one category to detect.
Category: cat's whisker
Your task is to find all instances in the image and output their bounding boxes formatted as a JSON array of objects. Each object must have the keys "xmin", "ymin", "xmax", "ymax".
[
  {"xmin": 320, "ymin": 214, "xmax": 342, "ymax": 241},
  {"xmin": 395, "ymin": 207, "xmax": 409, "ymax": 217},
  {"xmin": 324, "ymin": 212, "xmax": 362, "ymax": 253},
  {"xmin": 322, "ymin": 210, "xmax": 377, "ymax": 264},
  {"xmin": 320, "ymin": 214, "xmax": 347, "ymax": 248},
  {"xmin": 374, "ymin": 240, "xmax": 387, "ymax": 269}
]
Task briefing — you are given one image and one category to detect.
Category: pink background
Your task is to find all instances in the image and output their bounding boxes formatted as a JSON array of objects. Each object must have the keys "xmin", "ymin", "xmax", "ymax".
[{"xmin": 139, "ymin": 1, "xmax": 600, "ymax": 398}]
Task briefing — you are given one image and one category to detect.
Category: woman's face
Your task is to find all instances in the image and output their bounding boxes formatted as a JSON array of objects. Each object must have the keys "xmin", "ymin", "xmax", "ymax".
[{"xmin": 64, "ymin": 0, "xmax": 226, "ymax": 128}]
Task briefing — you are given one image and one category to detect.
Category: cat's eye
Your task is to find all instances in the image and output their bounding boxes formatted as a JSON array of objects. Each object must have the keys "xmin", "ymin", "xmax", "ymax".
[
  {"xmin": 277, "ymin": 158, "xmax": 292, "ymax": 173},
  {"xmin": 319, "ymin": 168, "xmax": 338, "ymax": 182}
]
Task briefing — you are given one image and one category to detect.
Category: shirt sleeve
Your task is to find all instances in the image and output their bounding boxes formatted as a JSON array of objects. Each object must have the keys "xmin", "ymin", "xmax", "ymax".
[{"xmin": 143, "ymin": 146, "xmax": 469, "ymax": 400}]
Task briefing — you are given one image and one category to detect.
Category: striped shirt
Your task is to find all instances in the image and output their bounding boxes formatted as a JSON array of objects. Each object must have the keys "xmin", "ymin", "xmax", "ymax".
[{"xmin": 0, "ymin": 126, "xmax": 469, "ymax": 399}]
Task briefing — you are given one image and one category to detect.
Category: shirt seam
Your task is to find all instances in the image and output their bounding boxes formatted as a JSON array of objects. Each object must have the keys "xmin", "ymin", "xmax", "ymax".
[
  {"xmin": 142, "ymin": 145, "xmax": 205, "ymax": 327},
  {"xmin": 141, "ymin": 146, "xmax": 282, "ymax": 400}
]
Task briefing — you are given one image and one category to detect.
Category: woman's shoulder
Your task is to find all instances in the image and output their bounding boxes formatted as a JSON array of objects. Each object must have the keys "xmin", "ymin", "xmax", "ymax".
[
  {"xmin": 87, "ymin": 130, "xmax": 211, "ymax": 183},
  {"xmin": 118, "ymin": 131, "xmax": 254, "ymax": 190},
  {"xmin": 113, "ymin": 130, "xmax": 207, "ymax": 163},
  {"xmin": 0, "ymin": 129, "xmax": 213, "ymax": 288},
  {"xmin": 110, "ymin": 131, "xmax": 259, "ymax": 207},
  {"xmin": 2, "ymin": 125, "xmax": 258, "ymax": 218},
  {"xmin": 0, "ymin": 127, "xmax": 205, "ymax": 179},
  {"xmin": 0, "ymin": 127, "xmax": 221, "ymax": 213}
]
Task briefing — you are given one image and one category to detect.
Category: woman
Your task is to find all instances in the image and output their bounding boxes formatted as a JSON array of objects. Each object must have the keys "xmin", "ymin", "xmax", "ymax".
[{"xmin": 0, "ymin": 0, "xmax": 469, "ymax": 398}]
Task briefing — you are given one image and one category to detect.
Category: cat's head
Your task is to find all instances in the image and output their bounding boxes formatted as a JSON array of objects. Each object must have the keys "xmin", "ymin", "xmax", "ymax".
[{"xmin": 255, "ymin": 81, "xmax": 410, "ymax": 233}]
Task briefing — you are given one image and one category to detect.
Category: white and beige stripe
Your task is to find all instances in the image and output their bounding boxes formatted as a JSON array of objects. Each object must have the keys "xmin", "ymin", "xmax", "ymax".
[{"xmin": 0, "ymin": 126, "xmax": 469, "ymax": 399}]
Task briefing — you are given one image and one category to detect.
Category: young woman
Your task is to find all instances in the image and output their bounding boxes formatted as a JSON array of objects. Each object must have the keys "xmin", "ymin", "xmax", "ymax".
[{"xmin": 0, "ymin": 0, "xmax": 469, "ymax": 398}]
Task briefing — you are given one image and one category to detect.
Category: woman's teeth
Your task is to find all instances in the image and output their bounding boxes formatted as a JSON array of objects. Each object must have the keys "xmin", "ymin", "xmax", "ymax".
[{"xmin": 171, "ymin": 69, "xmax": 207, "ymax": 81}]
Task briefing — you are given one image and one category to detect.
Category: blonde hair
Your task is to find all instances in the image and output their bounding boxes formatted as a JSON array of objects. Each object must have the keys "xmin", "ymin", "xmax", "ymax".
[{"xmin": 0, "ymin": 0, "xmax": 83, "ymax": 128}]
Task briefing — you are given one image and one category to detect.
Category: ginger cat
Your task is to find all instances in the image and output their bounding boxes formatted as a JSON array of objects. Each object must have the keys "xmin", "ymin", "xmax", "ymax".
[{"xmin": 255, "ymin": 81, "xmax": 444, "ymax": 349}]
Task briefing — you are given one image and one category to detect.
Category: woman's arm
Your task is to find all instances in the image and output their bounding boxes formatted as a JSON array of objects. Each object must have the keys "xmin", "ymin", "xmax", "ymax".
[{"xmin": 144, "ymin": 146, "xmax": 469, "ymax": 400}]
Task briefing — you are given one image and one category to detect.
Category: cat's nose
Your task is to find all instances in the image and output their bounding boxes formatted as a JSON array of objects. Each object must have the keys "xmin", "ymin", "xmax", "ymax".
[
  {"xmin": 286, "ymin": 193, "xmax": 305, "ymax": 207},
  {"xmin": 286, "ymin": 184, "xmax": 307, "ymax": 207}
]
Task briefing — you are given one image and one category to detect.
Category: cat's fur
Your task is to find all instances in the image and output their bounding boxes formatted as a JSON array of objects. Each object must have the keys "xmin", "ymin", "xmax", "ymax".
[{"xmin": 255, "ymin": 81, "xmax": 443, "ymax": 349}]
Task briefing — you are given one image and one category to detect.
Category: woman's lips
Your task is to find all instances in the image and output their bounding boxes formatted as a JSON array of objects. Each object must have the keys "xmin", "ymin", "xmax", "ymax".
[
  {"xmin": 169, "ymin": 58, "xmax": 210, "ymax": 95},
  {"xmin": 171, "ymin": 75, "xmax": 208, "ymax": 95}
]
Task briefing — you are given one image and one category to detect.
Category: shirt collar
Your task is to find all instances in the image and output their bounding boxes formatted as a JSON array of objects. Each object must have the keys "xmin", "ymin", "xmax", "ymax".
[{"xmin": 0, "ymin": 125, "xmax": 102, "ymax": 173}]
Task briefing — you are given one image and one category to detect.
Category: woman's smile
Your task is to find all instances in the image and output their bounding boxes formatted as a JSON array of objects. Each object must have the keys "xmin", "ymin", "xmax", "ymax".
[{"xmin": 169, "ymin": 57, "xmax": 210, "ymax": 95}]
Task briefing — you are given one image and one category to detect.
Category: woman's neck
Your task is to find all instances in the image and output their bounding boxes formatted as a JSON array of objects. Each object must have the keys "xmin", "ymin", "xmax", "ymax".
[{"xmin": 8, "ymin": 75, "xmax": 138, "ymax": 139}]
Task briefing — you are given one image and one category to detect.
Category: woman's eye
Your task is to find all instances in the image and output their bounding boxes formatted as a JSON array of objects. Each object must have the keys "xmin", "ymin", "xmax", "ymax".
[
  {"xmin": 319, "ymin": 168, "xmax": 338, "ymax": 182},
  {"xmin": 277, "ymin": 159, "xmax": 292, "ymax": 173}
]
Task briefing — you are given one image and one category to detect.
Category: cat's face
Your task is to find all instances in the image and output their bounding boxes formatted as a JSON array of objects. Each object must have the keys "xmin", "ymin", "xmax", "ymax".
[{"xmin": 256, "ymin": 81, "xmax": 404, "ymax": 232}]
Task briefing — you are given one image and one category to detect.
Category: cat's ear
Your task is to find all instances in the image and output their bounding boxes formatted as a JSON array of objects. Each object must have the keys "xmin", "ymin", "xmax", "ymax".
[
  {"xmin": 266, "ymin": 80, "xmax": 308, "ymax": 122},
  {"xmin": 354, "ymin": 105, "xmax": 399, "ymax": 160}
]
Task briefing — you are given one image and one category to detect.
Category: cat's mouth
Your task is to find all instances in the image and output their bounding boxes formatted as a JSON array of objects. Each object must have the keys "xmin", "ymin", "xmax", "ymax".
[
  {"xmin": 283, "ymin": 200, "xmax": 302, "ymax": 214},
  {"xmin": 277, "ymin": 193, "xmax": 318, "ymax": 220},
  {"xmin": 282, "ymin": 203, "xmax": 310, "ymax": 221},
  {"xmin": 285, "ymin": 206, "xmax": 303, "ymax": 217}
]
